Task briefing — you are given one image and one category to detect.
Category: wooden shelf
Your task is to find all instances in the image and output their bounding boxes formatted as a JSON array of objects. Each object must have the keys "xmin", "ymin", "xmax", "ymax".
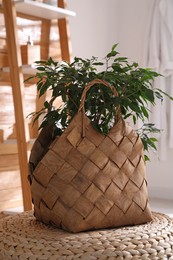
[
  {"xmin": 0, "ymin": 139, "xmax": 34, "ymax": 155},
  {"xmin": 2, "ymin": 64, "xmax": 37, "ymax": 74},
  {"xmin": 14, "ymin": 0, "xmax": 76, "ymax": 20}
]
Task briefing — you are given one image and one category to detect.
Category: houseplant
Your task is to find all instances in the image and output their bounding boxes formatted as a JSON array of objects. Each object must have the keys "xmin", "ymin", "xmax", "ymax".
[{"xmin": 27, "ymin": 44, "xmax": 172, "ymax": 232}]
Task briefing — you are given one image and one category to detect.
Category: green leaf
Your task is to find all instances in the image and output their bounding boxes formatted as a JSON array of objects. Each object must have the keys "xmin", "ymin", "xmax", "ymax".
[
  {"xmin": 37, "ymin": 82, "xmax": 43, "ymax": 91},
  {"xmin": 150, "ymin": 137, "xmax": 158, "ymax": 142},
  {"xmin": 129, "ymin": 102, "xmax": 141, "ymax": 114},
  {"xmin": 106, "ymin": 50, "xmax": 119, "ymax": 58},
  {"xmin": 33, "ymin": 112, "xmax": 43, "ymax": 125},
  {"xmin": 111, "ymin": 43, "xmax": 119, "ymax": 51},
  {"xmin": 132, "ymin": 62, "xmax": 138, "ymax": 67},
  {"xmin": 36, "ymin": 66, "xmax": 46, "ymax": 71},
  {"xmin": 93, "ymin": 62, "xmax": 104, "ymax": 66},
  {"xmin": 34, "ymin": 60, "xmax": 47, "ymax": 64},
  {"xmin": 141, "ymin": 106, "xmax": 149, "ymax": 118},
  {"xmin": 143, "ymin": 88, "xmax": 154, "ymax": 103},
  {"xmin": 39, "ymin": 119, "xmax": 48, "ymax": 130},
  {"xmin": 133, "ymin": 115, "xmax": 137, "ymax": 124},
  {"xmin": 44, "ymin": 101, "xmax": 50, "ymax": 109},
  {"xmin": 113, "ymin": 57, "xmax": 128, "ymax": 63},
  {"xmin": 156, "ymin": 88, "xmax": 173, "ymax": 101},
  {"xmin": 144, "ymin": 154, "xmax": 150, "ymax": 161},
  {"xmin": 39, "ymin": 81, "xmax": 50, "ymax": 97}
]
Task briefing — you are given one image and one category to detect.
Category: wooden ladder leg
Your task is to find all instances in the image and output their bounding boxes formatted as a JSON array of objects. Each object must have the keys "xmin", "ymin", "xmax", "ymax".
[
  {"xmin": 58, "ymin": 0, "xmax": 71, "ymax": 62},
  {"xmin": 3, "ymin": 0, "xmax": 32, "ymax": 210},
  {"xmin": 40, "ymin": 19, "xmax": 51, "ymax": 60},
  {"xmin": 31, "ymin": 18, "xmax": 51, "ymax": 136}
]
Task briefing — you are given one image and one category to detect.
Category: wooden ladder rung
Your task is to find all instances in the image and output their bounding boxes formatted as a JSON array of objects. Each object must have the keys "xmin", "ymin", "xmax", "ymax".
[{"xmin": 0, "ymin": 139, "xmax": 34, "ymax": 155}]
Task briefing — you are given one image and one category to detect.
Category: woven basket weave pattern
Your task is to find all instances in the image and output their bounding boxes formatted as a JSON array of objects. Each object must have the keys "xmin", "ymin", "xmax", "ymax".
[{"xmin": 29, "ymin": 107, "xmax": 152, "ymax": 232}]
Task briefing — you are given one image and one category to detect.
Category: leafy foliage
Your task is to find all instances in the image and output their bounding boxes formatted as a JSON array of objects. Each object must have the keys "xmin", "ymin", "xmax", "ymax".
[
  {"xmin": 136, "ymin": 124, "xmax": 161, "ymax": 161},
  {"xmin": 26, "ymin": 44, "xmax": 173, "ymax": 160}
]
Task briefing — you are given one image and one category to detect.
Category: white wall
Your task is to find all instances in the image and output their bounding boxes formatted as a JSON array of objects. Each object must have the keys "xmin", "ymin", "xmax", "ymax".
[
  {"xmin": 147, "ymin": 150, "xmax": 173, "ymax": 200},
  {"xmin": 115, "ymin": 0, "xmax": 152, "ymax": 64},
  {"xmin": 67, "ymin": 0, "xmax": 118, "ymax": 59},
  {"xmin": 67, "ymin": 0, "xmax": 173, "ymax": 200}
]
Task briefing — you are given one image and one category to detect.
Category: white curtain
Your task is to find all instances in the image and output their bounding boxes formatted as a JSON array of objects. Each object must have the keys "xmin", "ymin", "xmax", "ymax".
[{"xmin": 143, "ymin": 0, "xmax": 173, "ymax": 160}]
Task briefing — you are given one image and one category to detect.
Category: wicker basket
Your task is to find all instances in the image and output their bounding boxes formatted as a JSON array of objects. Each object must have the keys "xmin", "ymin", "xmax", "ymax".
[{"xmin": 28, "ymin": 79, "xmax": 152, "ymax": 233}]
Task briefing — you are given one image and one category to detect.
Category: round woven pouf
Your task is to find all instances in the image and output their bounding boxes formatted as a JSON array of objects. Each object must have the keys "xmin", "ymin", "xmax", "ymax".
[{"xmin": 0, "ymin": 211, "xmax": 173, "ymax": 260}]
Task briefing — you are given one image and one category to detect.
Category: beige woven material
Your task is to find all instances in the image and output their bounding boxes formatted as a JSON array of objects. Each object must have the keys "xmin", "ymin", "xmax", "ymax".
[
  {"xmin": 29, "ymin": 79, "xmax": 152, "ymax": 233},
  {"xmin": 0, "ymin": 211, "xmax": 173, "ymax": 259}
]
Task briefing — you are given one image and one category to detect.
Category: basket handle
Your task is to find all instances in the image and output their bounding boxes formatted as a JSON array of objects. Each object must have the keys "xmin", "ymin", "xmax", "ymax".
[{"xmin": 78, "ymin": 79, "xmax": 121, "ymax": 137}]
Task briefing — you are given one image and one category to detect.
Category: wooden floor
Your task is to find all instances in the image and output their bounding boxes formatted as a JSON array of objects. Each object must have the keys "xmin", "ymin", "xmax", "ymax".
[{"xmin": 0, "ymin": 154, "xmax": 23, "ymax": 211}]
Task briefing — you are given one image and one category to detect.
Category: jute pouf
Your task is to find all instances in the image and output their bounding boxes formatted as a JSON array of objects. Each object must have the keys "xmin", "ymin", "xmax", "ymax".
[{"xmin": 0, "ymin": 211, "xmax": 173, "ymax": 260}]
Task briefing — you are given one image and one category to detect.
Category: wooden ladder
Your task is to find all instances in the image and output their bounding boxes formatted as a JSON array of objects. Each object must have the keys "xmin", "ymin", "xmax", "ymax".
[{"xmin": 1, "ymin": 0, "xmax": 72, "ymax": 211}]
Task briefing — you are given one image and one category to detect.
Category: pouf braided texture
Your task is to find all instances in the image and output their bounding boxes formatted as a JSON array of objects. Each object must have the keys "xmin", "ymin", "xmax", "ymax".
[{"xmin": 0, "ymin": 211, "xmax": 173, "ymax": 259}]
